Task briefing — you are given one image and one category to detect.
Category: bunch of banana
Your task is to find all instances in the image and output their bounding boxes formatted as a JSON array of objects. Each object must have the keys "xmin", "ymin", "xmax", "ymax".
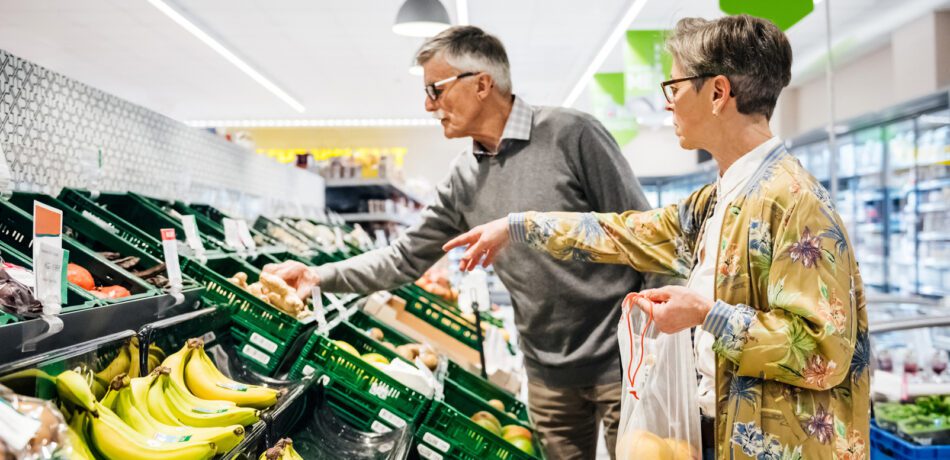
[
  {"xmin": 260, "ymin": 438, "xmax": 304, "ymax": 460},
  {"xmin": 85, "ymin": 400, "xmax": 217, "ymax": 460},
  {"xmin": 182, "ymin": 339, "xmax": 280, "ymax": 409},
  {"xmin": 148, "ymin": 366, "xmax": 260, "ymax": 428},
  {"xmin": 110, "ymin": 371, "xmax": 246, "ymax": 453},
  {"xmin": 93, "ymin": 339, "xmax": 166, "ymax": 388},
  {"xmin": 63, "ymin": 411, "xmax": 96, "ymax": 460}
]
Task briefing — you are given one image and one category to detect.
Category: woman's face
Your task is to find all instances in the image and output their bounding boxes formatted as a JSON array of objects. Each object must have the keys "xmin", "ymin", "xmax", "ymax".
[{"xmin": 666, "ymin": 60, "xmax": 713, "ymax": 151}]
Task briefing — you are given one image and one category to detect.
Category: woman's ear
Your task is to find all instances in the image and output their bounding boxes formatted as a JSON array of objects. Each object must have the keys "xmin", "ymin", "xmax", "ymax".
[{"xmin": 710, "ymin": 75, "xmax": 731, "ymax": 116}]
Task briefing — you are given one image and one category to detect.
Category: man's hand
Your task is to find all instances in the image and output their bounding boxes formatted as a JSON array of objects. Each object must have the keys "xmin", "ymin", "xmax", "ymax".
[
  {"xmin": 442, "ymin": 217, "xmax": 510, "ymax": 271},
  {"xmin": 262, "ymin": 260, "xmax": 321, "ymax": 300},
  {"xmin": 633, "ymin": 286, "xmax": 714, "ymax": 334}
]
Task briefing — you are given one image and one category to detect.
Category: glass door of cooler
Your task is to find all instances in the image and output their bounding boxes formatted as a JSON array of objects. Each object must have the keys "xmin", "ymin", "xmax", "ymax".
[
  {"xmin": 841, "ymin": 127, "xmax": 887, "ymax": 293},
  {"xmin": 884, "ymin": 120, "xmax": 917, "ymax": 295},
  {"xmin": 914, "ymin": 108, "xmax": 950, "ymax": 298}
]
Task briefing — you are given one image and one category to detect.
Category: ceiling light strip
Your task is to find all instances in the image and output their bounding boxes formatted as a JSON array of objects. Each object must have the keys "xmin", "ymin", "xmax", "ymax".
[
  {"xmin": 561, "ymin": 0, "xmax": 650, "ymax": 107},
  {"xmin": 145, "ymin": 0, "xmax": 306, "ymax": 112},
  {"xmin": 187, "ymin": 118, "xmax": 441, "ymax": 128}
]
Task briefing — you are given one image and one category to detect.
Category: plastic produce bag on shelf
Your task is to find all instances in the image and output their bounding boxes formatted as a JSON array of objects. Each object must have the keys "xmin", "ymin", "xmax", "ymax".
[
  {"xmin": 616, "ymin": 293, "xmax": 701, "ymax": 460},
  {"xmin": 0, "ymin": 384, "xmax": 71, "ymax": 460},
  {"xmin": 0, "ymin": 262, "xmax": 43, "ymax": 319}
]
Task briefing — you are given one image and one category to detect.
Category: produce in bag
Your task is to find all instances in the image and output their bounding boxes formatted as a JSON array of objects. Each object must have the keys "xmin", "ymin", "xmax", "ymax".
[
  {"xmin": 616, "ymin": 293, "xmax": 701, "ymax": 460},
  {"xmin": 0, "ymin": 264, "xmax": 42, "ymax": 318},
  {"xmin": 0, "ymin": 383, "xmax": 69, "ymax": 460}
]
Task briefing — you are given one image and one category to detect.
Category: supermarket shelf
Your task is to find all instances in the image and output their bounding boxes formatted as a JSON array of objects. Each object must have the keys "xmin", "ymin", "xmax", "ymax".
[
  {"xmin": 325, "ymin": 178, "xmax": 426, "ymax": 205},
  {"xmin": 922, "ymin": 259, "xmax": 950, "ymax": 270},
  {"xmin": 918, "ymin": 285, "xmax": 948, "ymax": 297},
  {"xmin": 914, "ymin": 178, "xmax": 950, "ymax": 192},
  {"xmin": 918, "ymin": 232, "xmax": 950, "ymax": 242},
  {"xmin": 918, "ymin": 202, "xmax": 950, "ymax": 213},
  {"xmin": 0, "ymin": 293, "xmax": 202, "ymax": 364},
  {"xmin": 339, "ymin": 212, "xmax": 417, "ymax": 226}
]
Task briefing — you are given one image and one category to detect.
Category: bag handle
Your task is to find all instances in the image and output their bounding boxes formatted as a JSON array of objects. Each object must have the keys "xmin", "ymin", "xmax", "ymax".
[{"xmin": 622, "ymin": 292, "xmax": 653, "ymax": 400}]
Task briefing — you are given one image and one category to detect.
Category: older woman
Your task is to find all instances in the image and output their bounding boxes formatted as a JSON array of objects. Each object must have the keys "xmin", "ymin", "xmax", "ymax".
[{"xmin": 444, "ymin": 15, "xmax": 870, "ymax": 459}]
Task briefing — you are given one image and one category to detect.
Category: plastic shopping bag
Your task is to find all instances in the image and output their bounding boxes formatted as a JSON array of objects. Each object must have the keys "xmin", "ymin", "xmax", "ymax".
[{"xmin": 615, "ymin": 293, "xmax": 701, "ymax": 460}]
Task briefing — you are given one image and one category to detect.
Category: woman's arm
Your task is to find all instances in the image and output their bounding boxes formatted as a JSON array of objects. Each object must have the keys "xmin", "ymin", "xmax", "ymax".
[{"xmin": 444, "ymin": 185, "xmax": 714, "ymax": 277}]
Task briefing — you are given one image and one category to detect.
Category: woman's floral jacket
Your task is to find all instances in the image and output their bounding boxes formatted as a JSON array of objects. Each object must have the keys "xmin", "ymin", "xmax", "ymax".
[{"xmin": 509, "ymin": 145, "xmax": 870, "ymax": 459}]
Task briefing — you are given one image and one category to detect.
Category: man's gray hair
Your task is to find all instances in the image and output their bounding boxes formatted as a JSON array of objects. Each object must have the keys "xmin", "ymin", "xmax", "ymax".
[
  {"xmin": 666, "ymin": 15, "xmax": 792, "ymax": 120},
  {"xmin": 416, "ymin": 26, "xmax": 512, "ymax": 95}
]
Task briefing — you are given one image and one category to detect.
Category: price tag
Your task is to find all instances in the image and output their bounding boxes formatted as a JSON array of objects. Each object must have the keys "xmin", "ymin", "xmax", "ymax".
[
  {"xmin": 235, "ymin": 219, "xmax": 257, "ymax": 250},
  {"xmin": 417, "ymin": 443, "xmax": 444, "ymax": 460},
  {"xmin": 222, "ymin": 218, "xmax": 245, "ymax": 250},
  {"xmin": 160, "ymin": 229, "xmax": 183, "ymax": 289},
  {"xmin": 33, "ymin": 202, "xmax": 63, "ymax": 314},
  {"xmin": 422, "ymin": 433, "xmax": 450, "ymax": 454},
  {"xmin": 179, "ymin": 215, "xmax": 205, "ymax": 253},
  {"xmin": 0, "ymin": 144, "xmax": 11, "ymax": 196},
  {"xmin": 312, "ymin": 287, "xmax": 328, "ymax": 332}
]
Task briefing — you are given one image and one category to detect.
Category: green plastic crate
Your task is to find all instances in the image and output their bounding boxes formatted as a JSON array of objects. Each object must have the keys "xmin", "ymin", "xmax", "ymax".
[
  {"xmin": 58, "ymin": 188, "xmax": 163, "ymax": 258},
  {"xmin": 403, "ymin": 284, "xmax": 506, "ymax": 329},
  {"xmin": 288, "ymin": 322, "xmax": 430, "ymax": 426},
  {"xmin": 393, "ymin": 286, "xmax": 483, "ymax": 351},
  {"xmin": 416, "ymin": 380, "xmax": 542, "ymax": 460},
  {"xmin": 0, "ymin": 200, "xmax": 157, "ymax": 304},
  {"xmin": 85, "ymin": 191, "xmax": 231, "ymax": 258},
  {"xmin": 0, "ymin": 241, "xmax": 97, "ymax": 323},
  {"xmin": 325, "ymin": 377, "xmax": 416, "ymax": 434},
  {"xmin": 8, "ymin": 193, "xmax": 203, "ymax": 296},
  {"xmin": 345, "ymin": 310, "xmax": 415, "ymax": 348},
  {"xmin": 183, "ymin": 203, "xmax": 285, "ymax": 250},
  {"xmin": 445, "ymin": 361, "xmax": 529, "ymax": 424}
]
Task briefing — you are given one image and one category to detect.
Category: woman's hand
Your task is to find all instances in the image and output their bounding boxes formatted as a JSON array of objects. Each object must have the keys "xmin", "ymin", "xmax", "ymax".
[
  {"xmin": 442, "ymin": 217, "xmax": 511, "ymax": 271},
  {"xmin": 633, "ymin": 286, "xmax": 714, "ymax": 334}
]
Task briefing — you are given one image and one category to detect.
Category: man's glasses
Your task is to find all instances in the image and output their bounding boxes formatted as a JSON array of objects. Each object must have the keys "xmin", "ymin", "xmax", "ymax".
[{"xmin": 426, "ymin": 72, "xmax": 479, "ymax": 101}]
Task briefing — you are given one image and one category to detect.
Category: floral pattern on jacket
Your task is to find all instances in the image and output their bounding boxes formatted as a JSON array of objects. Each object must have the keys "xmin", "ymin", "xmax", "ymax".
[{"xmin": 515, "ymin": 147, "xmax": 870, "ymax": 459}]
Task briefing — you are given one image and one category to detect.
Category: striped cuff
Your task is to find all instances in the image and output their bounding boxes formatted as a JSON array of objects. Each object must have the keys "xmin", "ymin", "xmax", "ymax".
[
  {"xmin": 702, "ymin": 300, "xmax": 734, "ymax": 338},
  {"xmin": 508, "ymin": 213, "xmax": 528, "ymax": 243}
]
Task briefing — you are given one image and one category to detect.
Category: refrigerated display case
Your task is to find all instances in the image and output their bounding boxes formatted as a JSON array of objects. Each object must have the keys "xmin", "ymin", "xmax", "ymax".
[
  {"xmin": 787, "ymin": 90, "xmax": 949, "ymax": 298},
  {"xmin": 639, "ymin": 167, "xmax": 717, "ymax": 208}
]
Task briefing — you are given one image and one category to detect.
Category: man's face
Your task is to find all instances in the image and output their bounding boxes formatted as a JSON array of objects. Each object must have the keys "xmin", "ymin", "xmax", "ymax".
[{"xmin": 422, "ymin": 56, "xmax": 482, "ymax": 139}]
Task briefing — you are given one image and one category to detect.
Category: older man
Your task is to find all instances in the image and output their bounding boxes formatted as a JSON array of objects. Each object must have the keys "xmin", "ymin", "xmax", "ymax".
[{"xmin": 266, "ymin": 26, "xmax": 654, "ymax": 459}]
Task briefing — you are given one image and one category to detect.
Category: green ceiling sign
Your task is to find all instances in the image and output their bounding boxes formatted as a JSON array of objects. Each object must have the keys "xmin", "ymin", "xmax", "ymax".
[
  {"xmin": 625, "ymin": 30, "xmax": 672, "ymax": 99},
  {"xmin": 591, "ymin": 72, "xmax": 638, "ymax": 146},
  {"xmin": 719, "ymin": 0, "xmax": 814, "ymax": 31}
]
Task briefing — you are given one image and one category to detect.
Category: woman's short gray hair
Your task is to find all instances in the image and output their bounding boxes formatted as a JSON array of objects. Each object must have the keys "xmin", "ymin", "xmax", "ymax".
[
  {"xmin": 666, "ymin": 15, "xmax": 792, "ymax": 120},
  {"xmin": 416, "ymin": 26, "xmax": 512, "ymax": 95}
]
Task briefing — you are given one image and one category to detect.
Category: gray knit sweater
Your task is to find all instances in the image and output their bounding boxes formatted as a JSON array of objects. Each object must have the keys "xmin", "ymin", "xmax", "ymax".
[{"xmin": 316, "ymin": 103, "xmax": 652, "ymax": 388}]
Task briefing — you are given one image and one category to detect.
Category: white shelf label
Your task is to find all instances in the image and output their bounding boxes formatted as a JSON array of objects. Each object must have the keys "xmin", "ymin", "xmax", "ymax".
[
  {"xmin": 180, "ymin": 215, "xmax": 205, "ymax": 253},
  {"xmin": 417, "ymin": 443, "xmax": 444, "ymax": 460},
  {"xmin": 241, "ymin": 344, "xmax": 271, "ymax": 366},
  {"xmin": 377, "ymin": 408, "xmax": 406, "ymax": 428},
  {"xmin": 371, "ymin": 421, "xmax": 392, "ymax": 434},
  {"xmin": 222, "ymin": 218, "xmax": 245, "ymax": 250},
  {"xmin": 33, "ymin": 202, "xmax": 63, "ymax": 314},
  {"xmin": 249, "ymin": 332, "xmax": 278, "ymax": 353},
  {"xmin": 422, "ymin": 433, "xmax": 450, "ymax": 453},
  {"xmin": 236, "ymin": 219, "xmax": 257, "ymax": 250},
  {"xmin": 160, "ymin": 229, "xmax": 183, "ymax": 289}
]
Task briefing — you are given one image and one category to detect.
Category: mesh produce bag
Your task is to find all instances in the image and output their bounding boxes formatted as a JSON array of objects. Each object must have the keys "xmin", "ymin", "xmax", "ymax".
[{"xmin": 615, "ymin": 293, "xmax": 701, "ymax": 460}]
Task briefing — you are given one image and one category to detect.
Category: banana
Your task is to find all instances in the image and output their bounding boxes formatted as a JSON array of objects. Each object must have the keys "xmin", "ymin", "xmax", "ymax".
[
  {"xmin": 185, "ymin": 341, "xmax": 280, "ymax": 409},
  {"xmin": 0, "ymin": 367, "xmax": 57, "ymax": 387},
  {"xmin": 128, "ymin": 337, "xmax": 142, "ymax": 379},
  {"xmin": 99, "ymin": 374, "xmax": 127, "ymax": 410},
  {"xmin": 86, "ymin": 402, "xmax": 216, "ymax": 460},
  {"xmin": 161, "ymin": 346, "xmax": 236, "ymax": 412},
  {"xmin": 94, "ymin": 346, "xmax": 131, "ymax": 387},
  {"xmin": 90, "ymin": 378, "xmax": 107, "ymax": 400},
  {"xmin": 118, "ymin": 375, "xmax": 245, "ymax": 453},
  {"xmin": 147, "ymin": 368, "xmax": 259, "ymax": 428},
  {"xmin": 149, "ymin": 344, "xmax": 167, "ymax": 361},
  {"xmin": 147, "ymin": 352, "xmax": 162, "ymax": 374},
  {"xmin": 260, "ymin": 438, "xmax": 303, "ymax": 460},
  {"xmin": 57, "ymin": 370, "xmax": 98, "ymax": 413},
  {"xmin": 64, "ymin": 411, "xmax": 96, "ymax": 460}
]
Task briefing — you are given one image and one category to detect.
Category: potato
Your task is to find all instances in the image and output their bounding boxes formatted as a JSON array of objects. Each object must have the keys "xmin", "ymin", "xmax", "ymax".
[
  {"xmin": 367, "ymin": 327, "xmax": 385, "ymax": 341},
  {"xmin": 420, "ymin": 352, "xmax": 439, "ymax": 371}
]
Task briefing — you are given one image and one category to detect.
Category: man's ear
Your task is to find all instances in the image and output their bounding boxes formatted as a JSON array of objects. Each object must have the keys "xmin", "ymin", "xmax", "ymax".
[{"xmin": 476, "ymin": 74, "xmax": 495, "ymax": 100}]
